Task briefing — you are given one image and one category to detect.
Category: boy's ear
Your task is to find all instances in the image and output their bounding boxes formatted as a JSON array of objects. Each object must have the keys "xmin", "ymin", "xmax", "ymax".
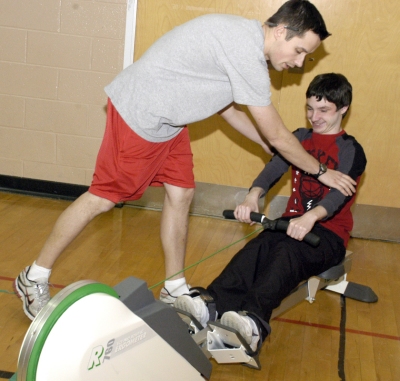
[{"xmin": 340, "ymin": 106, "xmax": 349, "ymax": 115}]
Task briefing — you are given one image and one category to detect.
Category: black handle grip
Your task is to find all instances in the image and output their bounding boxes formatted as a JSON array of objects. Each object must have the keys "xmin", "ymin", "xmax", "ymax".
[
  {"xmin": 222, "ymin": 209, "xmax": 236, "ymax": 219},
  {"xmin": 223, "ymin": 210, "xmax": 265, "ymax": 223},
  {"xmin": 303, "ymin": 232, "xmax": 320, "ymax": 247},
  {"xmin": 223, "ymin": 209, "xmax": 320, "ymax": 247}
]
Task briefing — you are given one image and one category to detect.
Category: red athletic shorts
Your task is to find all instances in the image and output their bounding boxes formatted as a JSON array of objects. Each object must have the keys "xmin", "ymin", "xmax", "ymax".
[{"xmin": 89, "ymin": 99, "xmax": 195, "ymax": 203}]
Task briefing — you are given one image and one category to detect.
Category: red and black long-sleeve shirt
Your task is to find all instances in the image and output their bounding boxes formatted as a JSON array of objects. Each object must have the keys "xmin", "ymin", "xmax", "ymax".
[{"xmin": 252, "ymin": 128, "xmax": 367, "ymax": 247}]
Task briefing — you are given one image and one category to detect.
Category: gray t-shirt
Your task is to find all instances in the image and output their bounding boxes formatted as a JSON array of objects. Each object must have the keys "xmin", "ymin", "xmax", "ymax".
[{"xmin": 105, "ymin": 14, "xmax": 271, "ymax": 142}]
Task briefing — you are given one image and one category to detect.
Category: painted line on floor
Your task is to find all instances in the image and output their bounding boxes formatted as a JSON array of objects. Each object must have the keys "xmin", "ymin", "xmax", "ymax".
[
  {"xmin": 0, "ymin": 275, "xmax": 64, "ymax": 289},
  {"xmin": 275, "ymin": 317, "xmax": 400, "ymax": 341}
]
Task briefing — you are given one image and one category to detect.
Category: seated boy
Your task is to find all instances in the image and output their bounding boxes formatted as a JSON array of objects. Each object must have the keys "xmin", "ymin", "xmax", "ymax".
[{"xmin": 174, "ymin": 73, "xmax": 366, "ymax": 352}]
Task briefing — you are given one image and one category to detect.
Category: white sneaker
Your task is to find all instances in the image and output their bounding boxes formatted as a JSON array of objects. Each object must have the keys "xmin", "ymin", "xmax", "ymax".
[
  {"xmin": 159, "ymin": 285, "xmax": 191, "ymax": 305},
  {"xmin": 220, "ymin": 311, "xmax": 260, "ymax": 352},
  {"xmin": 14, "ymin": 266, "xmax": 50, "ymax": 321},
  {"xmin": 174, "ymin": 295, "xmax": 209, "ymax": 327},
  {"xmin": 159, "ymin": 287, "xmax": 177, "ymax": 304}
]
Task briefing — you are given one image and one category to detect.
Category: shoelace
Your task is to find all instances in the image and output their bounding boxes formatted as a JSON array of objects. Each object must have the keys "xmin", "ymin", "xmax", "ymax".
[{"xmin": 34, "ymin": 282, "xmax": 51, "ymax": 308}]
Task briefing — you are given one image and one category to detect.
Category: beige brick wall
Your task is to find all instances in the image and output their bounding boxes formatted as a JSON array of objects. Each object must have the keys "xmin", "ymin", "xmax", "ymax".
[{"xmin": 0, "ymin": 0, "xmax": 126, "ymax": 185}]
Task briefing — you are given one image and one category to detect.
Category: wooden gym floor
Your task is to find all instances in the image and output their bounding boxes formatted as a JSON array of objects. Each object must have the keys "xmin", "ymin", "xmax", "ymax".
[{"xmin": 0, "ymin": 191, "xmax": 399, "ymax": 380}]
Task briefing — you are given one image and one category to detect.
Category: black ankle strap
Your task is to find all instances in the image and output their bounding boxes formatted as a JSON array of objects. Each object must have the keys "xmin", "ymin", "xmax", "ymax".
[{"xmin": 242, "ymin": 311, "xmax": 271, "ymax": 354}]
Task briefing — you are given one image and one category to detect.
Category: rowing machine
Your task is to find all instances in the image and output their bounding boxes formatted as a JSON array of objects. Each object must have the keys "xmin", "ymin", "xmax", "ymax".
[{"xmin": 16, "ymin": 277, "xmax": 211, "ymax": 381}]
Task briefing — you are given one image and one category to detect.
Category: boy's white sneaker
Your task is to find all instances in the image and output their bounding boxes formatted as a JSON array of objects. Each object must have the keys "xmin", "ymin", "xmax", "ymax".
[
  {"xmin": 220, "ymin": 311, "xmax": 260, "ymax": 352},
  {"xmin": 174, "ymin": 294, "xmax": 209, "ymax": 327}
]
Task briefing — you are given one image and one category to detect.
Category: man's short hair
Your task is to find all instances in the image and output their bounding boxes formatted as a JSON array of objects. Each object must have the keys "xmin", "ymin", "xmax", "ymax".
[
  {"xmin": 306, "ymin": 73, "xmax": 353, "ymax": 118},
  {"xmin": 266, "ymin": 0, "xmax": 331, "ymax": 41}
]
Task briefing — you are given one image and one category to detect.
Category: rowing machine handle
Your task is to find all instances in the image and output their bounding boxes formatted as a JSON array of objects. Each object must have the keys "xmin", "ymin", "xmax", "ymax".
[
  {"xmin": 223, "ymin": 210, "xmax": 320, "ymax": 247},
  {"xmin": 222, "ymin": 210, "xmax": 265, "ymax": 223},
  {"xmin": 273, "ymin": 219, "xmax": 320, "ymax": 247}
]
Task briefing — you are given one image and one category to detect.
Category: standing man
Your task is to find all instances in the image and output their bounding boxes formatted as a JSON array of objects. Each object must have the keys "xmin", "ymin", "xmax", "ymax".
[{"xmin": 15, "ymin": 1, "xmax": 355, "ymax": 320}]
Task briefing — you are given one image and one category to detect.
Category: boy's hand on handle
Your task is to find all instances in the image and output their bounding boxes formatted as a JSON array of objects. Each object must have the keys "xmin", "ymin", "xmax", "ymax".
[
  {"xmin": 286, "ymin": 214, "xmax": 316, "ymax": 242},
  {"xmin": 234, "ymin": 187, "xmax": 263, "ymax": 225},
  {"xmin": 234, "ymin": 203, "xmax": 259, "ymax": 225}
]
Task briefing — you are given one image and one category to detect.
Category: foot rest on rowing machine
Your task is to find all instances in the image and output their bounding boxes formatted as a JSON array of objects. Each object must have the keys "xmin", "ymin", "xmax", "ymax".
[
  {"xmin": 174, "ymin": 307, "xmax": 211, "ymax": 360},
  {"xmin": 174, "ymin": 309, "xmax": 261, "ymax": 369},
  {"xmin": 174, "ymin": 308, "xmax": 205, "ymax": 335},
  {"xmin": 206, "ymin": 320, "xmax": 261, "ymax": 370}
]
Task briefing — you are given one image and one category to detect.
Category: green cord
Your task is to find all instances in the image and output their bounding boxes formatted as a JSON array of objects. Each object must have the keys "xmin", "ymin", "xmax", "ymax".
[
  {"xmin": 148, "ymin": 226, "xmax": 263, "ymax": 290},
  {"xmin": 0, "ymin": 228, "xmax": 262, "ymax": 294}
]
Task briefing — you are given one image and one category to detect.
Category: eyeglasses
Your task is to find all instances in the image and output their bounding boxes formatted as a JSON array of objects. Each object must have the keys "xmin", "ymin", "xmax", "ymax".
[{"xmin": 265, "ymin": 22, "xmax": 299, "ymax": 32}]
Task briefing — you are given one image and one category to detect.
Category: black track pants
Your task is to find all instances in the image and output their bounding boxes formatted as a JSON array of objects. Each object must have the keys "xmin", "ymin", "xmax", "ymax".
[{"xmin": 207, "ymin": 225, "xmax": 345, "ymax": 325}]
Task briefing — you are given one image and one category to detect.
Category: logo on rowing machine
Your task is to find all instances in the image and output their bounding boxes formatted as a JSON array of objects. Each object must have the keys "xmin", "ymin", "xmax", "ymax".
[
  {"xmin": 87, "ymin": 344, "xmax": 107, "ymax": 370},
  {"xmin": 87, "ymin": 327, "xmax": 156, "ymax": 371}
]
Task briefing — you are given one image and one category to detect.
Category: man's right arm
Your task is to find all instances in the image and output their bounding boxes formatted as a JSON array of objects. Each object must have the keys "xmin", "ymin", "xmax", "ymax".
[
  {"xmin": 218, "ymin": 103, "xmax": 272, "ymax": 155},
  {"xmin": 234, "ymin": 148, "xmax": 290, "ymax": 223}
]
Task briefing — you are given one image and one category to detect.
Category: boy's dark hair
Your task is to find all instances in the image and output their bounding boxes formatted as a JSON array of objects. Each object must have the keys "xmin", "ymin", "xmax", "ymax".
[
  {"xmin": 306, "ymin": 73, "xmax": 353, "ymax": 118},
  {"xmin": 266, "ymin": 0, "xmax": 331, "ymax": 41}
]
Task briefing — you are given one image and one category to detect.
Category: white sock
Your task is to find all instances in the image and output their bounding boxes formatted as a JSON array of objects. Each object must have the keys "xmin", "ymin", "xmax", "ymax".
[
  {"xmin": 28, "ymin": 261, "xmax": 52, "ymax": 281},
  {"xmin": 165, "ymin": 277, "xmax": 189, "ymax": 296}
]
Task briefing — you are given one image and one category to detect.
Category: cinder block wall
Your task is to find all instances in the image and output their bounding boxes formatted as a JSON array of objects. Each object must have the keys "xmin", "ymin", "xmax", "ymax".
[{"xmin": 0, "ymin": 0, "xmax": 126, "ymax": 185}]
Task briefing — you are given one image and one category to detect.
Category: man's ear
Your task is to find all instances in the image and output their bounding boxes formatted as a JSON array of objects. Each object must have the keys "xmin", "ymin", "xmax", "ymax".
[{"xmin": 273, "ymin": 24, "xmax": 287, "ymax": 40}]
